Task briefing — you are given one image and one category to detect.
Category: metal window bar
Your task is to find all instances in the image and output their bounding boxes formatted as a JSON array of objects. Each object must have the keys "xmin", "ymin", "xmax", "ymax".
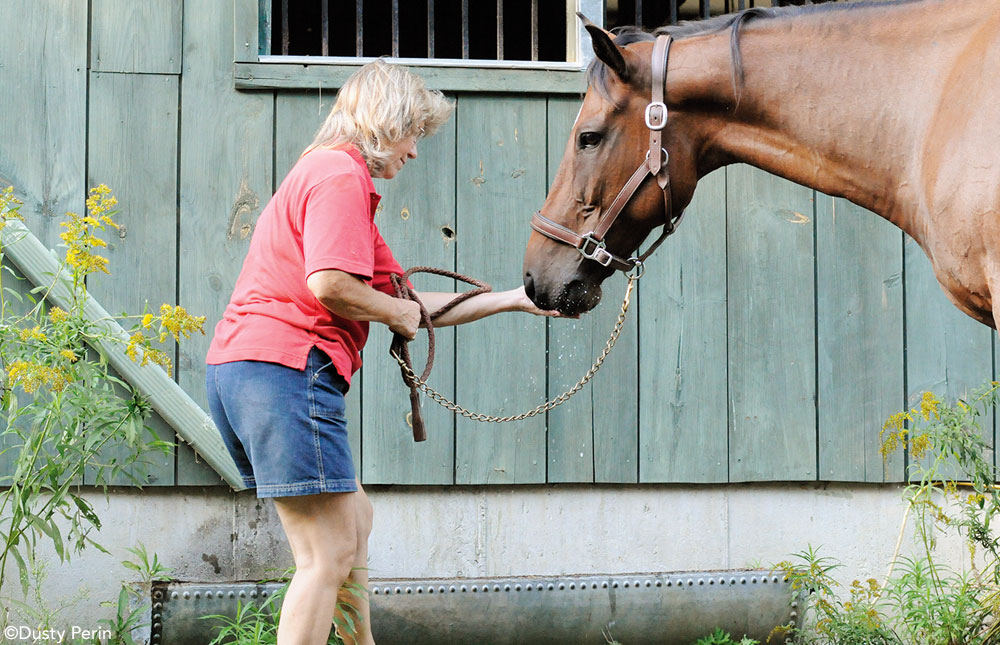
[
  {"xmin": 392, "ymin": 0, "xmax": 400, "ymax": 57},
  {"xmin": 321, "ymin": 0, "xmax": 329, "ymax": 56},
  {"xmin": 281, "ymin": 0, "xmax": 289, "ymax": 55},
  {"xmin": 427, "ymin": 0, "xmax": 435, "ymax": 57},
  {"xmin": 497, "ymin": 0, "xmax": 504, "ymax": 60},
  {"xmin": 530, "ymin": 0, "xmax": 538, "ymax": 61},
  {"xmin": 461, "ymin": 0, "xmax": 469, "ymax": 59},
  {"xmin": 356, "ymin": 0, "xmax": 364, "ymax": 56}
]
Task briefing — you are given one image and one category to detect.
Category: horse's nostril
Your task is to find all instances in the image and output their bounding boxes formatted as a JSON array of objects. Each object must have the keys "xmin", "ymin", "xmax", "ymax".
[{"xmin": 524, "ymin": 273, "xmax": 536, "ymax": 301}]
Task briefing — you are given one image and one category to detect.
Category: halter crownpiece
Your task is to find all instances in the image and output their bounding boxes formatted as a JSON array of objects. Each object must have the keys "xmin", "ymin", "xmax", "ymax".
[{"xmin": 531, "ymin": 33, "xmax": 684, "ymax": 276}]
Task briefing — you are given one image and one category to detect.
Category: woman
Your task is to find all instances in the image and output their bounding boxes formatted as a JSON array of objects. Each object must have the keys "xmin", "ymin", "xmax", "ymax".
[{"xmin": 205, "ymin": 60, "xmax": 557, "ymax": 644}]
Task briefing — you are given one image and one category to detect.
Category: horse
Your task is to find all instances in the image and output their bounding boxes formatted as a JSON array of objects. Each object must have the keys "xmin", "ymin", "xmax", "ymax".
[{"xmin": 522, "ymin": 0, "xmax": 1000, "ymax": 329}]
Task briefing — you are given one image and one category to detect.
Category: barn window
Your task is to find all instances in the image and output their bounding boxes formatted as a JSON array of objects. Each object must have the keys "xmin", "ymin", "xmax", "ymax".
[
  {"xmin": 264, "ymin": 0, "xmax": 577, "ymax": 65},
  {"xmin": 237, "ymin": 0, "xmax": 843, "ymax": 92}
]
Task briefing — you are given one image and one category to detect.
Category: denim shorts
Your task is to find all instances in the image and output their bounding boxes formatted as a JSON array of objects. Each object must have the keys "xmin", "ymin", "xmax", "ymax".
[{"xmin": 205, "ymin": 346, "xmax": 357, "ymax": 498}]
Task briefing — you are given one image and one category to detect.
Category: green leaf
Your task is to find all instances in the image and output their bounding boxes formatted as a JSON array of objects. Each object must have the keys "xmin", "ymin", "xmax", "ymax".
[
  {"xmin": 2, "ymin": 286, "xmax": 24, "ymax": 303},
  {"xmin": 9, "ymin": 544, "xmax": 30, "ymax": 597}
]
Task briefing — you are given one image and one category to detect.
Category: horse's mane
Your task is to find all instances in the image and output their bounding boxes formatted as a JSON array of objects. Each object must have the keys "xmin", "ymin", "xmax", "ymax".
[{"xmin": 586, "ymin": 0, "xmax": 925, "ymax": 99}]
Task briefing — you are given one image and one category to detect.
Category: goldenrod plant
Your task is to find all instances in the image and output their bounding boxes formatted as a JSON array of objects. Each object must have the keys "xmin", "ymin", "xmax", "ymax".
[
  {"xmin": 0, "ymin": 186, "xmax": 204, "ymax": 604},
  {"xmin": 771, "ymin": 383, "xmax": 1000, "ymax": 644}
]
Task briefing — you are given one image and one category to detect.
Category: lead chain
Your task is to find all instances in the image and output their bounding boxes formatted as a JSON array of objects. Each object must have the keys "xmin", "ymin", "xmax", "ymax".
[{"xmin": 390, "ymin": 277, "xmax": 636, "ymax": 423}]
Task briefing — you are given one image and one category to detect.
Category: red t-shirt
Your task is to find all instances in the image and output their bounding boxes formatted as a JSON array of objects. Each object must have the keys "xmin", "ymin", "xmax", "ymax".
[{"xmin": 205, "ymin": 145, "xmax": 405, "ymax": 384}]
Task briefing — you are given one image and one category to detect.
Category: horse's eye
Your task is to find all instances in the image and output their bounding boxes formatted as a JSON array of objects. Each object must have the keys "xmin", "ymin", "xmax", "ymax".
[{"xmin": 578, "ymin": 132, "xmax": 603, "ymax": 149}]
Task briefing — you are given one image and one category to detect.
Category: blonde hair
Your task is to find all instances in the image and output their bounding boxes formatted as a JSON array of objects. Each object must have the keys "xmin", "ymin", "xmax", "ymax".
[{"xmin": 304, "ymin": 60, "xmax": 453, "ymax": 174}]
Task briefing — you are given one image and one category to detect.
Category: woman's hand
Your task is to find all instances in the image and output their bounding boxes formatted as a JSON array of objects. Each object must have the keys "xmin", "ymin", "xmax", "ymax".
[
  {"xmin": 507, "ymin": 286, "xmax": 573, "ymax": 318},
  {"xmin": 390, "ymin": 299, "xmax": 421, "ymax": 339}
]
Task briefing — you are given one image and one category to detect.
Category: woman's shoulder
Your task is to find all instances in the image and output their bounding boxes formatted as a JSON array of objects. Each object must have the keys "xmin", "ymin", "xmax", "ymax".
[
  {"xmin": 278, "ymin": 147, "xmax": 366, "ymax": 193},
  {"xmin": 296, "ymin": 146, "xmax": 366, "ymax": 178}
]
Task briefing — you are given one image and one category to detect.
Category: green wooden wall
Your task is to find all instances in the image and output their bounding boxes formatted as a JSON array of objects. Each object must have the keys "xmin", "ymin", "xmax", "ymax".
[{"xmin": 1, "ymin": 0, "xmax": 995, "ymax": 489}]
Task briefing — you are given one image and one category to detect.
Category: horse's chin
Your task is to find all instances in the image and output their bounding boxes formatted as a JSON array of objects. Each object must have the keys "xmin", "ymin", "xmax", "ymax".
[{"xmin": 554, "ymin": 280, "xmax": 603, "ymax": 317}]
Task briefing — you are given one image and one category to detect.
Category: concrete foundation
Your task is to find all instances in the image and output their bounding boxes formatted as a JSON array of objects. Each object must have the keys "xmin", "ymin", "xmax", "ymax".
[{"xmin": 0, "ymin": 482, "xmax": 977, "ymax": 638}]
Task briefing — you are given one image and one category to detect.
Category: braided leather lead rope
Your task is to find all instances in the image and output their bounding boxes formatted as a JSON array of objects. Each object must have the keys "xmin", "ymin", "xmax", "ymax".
[
  {"xmin": 389, "ymin": 267, "xmax": 491, "ymax": 441},
  {"xmin": 390, "ymin": 270, "xmax": 637, "ymax": 443}
]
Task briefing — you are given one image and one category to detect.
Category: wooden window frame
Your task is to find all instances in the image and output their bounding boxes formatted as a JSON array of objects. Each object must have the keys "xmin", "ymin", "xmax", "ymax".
[{"xmin": 233, "ymin": 0, "xmax": 602, "ymax": 93}]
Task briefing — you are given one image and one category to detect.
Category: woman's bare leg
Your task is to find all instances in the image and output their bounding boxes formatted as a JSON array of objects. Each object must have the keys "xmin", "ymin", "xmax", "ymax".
[
  {"xmin": 273, "ymin": 492, "xmax": 358, "ymax": 645},
  {"xmin": 335, "ymin": 481, "xmax": 374, "ymax": 645}
]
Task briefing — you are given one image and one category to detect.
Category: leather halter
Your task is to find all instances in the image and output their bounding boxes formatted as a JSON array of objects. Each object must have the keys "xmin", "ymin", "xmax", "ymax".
[{"xmin": 531, "ymin": 34, "xmax": 684, "ymax": 275}]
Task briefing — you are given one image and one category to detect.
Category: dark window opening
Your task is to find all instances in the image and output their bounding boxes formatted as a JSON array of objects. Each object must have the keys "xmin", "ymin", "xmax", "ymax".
[
  {"xmin": 605, "ymin": 0, "xmax": 844, "ymax": 31},
  {"xmin": 270, "ymin": 0, "xmax": 568, "ymax": 63}
]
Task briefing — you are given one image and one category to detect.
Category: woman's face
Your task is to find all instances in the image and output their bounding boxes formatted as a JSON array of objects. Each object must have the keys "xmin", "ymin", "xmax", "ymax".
[{"xmin": 376, "ymin": 134, "xmax": 418, "ymax": 180}]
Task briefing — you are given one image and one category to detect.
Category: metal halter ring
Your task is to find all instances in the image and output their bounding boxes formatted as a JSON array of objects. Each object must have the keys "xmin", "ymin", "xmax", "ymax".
[{"xmin": 626, "ymin": 258, "xmax": 645, "ymax": 280}]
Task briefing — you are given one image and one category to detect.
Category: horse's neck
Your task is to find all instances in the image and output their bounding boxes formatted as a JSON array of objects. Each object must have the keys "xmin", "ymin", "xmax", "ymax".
[{"xmin": 669, "ymin": 0, "xmax": 991, "ymax": 236}]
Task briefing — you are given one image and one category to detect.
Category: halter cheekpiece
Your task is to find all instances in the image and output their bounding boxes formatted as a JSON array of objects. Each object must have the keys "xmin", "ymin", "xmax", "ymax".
[{"xmin": 531, "ymin": 34, "xmax": 684, "ymax": 276}]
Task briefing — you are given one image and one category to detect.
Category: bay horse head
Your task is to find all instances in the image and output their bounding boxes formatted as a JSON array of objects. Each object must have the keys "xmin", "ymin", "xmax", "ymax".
[{"xmin": 523, "ymin": 14, "xmax": 751, "ymax": 316}]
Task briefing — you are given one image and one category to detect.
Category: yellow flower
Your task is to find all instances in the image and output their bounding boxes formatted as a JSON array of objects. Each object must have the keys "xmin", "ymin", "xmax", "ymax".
[
  {"xmin": 59, "ymin": 349, "xmax": 77, "ymax": 362},
  {"xmin": 0, "ymin": 186, "xmax": 24, "ymax": 229},
  {"xmin": 919, "ymin": 391, "xmax": 940, "ymax": 421},
  {"xmin": 909, "ymin": 433, "xmax": 932, "ymax": 460},
  {"xmin": 159, "ymin": 303, "xmax": 206, "ymax": 341},
  {"xmin": 125, "ymin": 332, "xmax": 144, "ymax": 363},
  {"xmin": 60, "ymin": 188, "xmax": 118, "ymax": 276},
  {"xmin": 49, "ymin": 307, "xmax": 69, "ymax": 323},
  {"xmin": 6, "ymin": 359, "xmax": 71, "ymax": 393},
  {"xmin": 141, "ymin": 313, "xmax": 154, "ymax": 328},
  {"xmin": 18, "ymin": 326, "xmax": 48, "ymax": 342}
]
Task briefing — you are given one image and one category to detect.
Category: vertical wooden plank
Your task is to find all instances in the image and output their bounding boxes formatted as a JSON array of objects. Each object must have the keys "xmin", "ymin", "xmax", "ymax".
[
  {"xmin": 91, "ymin": 0, "xmax": 183, "ymax": 74},
  {"xmin": 454, "ymin": 95, "xmax": 547, "ymax": 484},
  {"xmin": 364, "ymin": 112, "xmax": 458, "ymax": 484},
  {"xmin": 905, "ymin": 237, "xmax": 993, "ymax": 479},
  {"xmin": 0, "ymin": 0, "xmax": 86, "ymax": 481},
  {"xmin": 86, "ymin": 72, "xmax": 181, "ymax": 486},
  {"xmin": 235, "ymin": 0, "xmax": 261, "ymax": 63},
  {"xmin": 545, "ymin": 98, "xmax": 597, "ymax": 482},
  {"xmin": 274, "ymin": 94, "xmax": 330, "ymax": 184},
  {"xmin": 639, "ymin": 169, "xmax": 728, "ymax": 483},
  {"xmin": 727, "ymin": 165, "xmax": 816, "ymax": 482},
  {"xmin": 0, "ymin": 0, "xmax": 87, "ymax": 251},
  {"xmin": 177, "ymin": 0, "xmax": 274, "ymax": 485},
  {"xmin": 544, "ymin": 99, "xmax": 639, "ymax": 484},
  {"xmin": 816, "ymin": 197, "xmax": 904, "ymax": 482}
]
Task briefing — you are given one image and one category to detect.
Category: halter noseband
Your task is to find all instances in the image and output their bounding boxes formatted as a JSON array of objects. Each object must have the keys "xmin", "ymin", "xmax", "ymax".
[{"xmin": 531, "ymin": 34, "xmax": 684, "ymax": 276}]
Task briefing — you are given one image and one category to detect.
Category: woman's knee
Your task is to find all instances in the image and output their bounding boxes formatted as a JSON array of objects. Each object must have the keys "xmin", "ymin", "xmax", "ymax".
[
  {"xmin": 355, "ymin": 489, "xmax": 374, "ymax": 538},
  {"xmin": 294, "ymin": 536, "xmax": 358, "ymax": 584}
]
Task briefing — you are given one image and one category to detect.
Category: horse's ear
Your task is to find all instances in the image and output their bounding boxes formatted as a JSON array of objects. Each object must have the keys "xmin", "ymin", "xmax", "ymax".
[{"xmin": 579, "ymin": 13, "xmax": 632, "ymax": 82}]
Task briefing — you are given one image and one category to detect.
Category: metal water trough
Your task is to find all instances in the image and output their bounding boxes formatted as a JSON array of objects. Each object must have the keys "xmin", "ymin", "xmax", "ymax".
[{"xmin": 150, "ymin": 570, "xmax": 800, "ymax": 644}]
